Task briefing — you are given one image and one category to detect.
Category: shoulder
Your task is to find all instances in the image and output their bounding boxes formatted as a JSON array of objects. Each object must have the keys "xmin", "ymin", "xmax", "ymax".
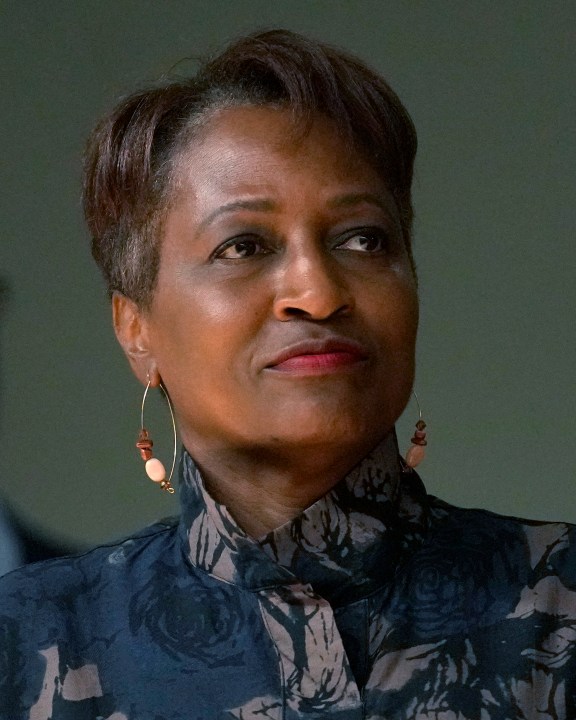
[
  {"xmin": 0, "ymin": 518, "xmax": 179, "ymax": 717},
  {"xmin": 426, "ymin": 494, "xmax": 576, "ymax": 600},
  {"xmin": 387, "ymin": 494, "xmax": 576, "ymax": 643},
  {"xmin": 0, "ymin": 516, "xmax": 179, "ymax": 617},
  {"xmin": 427, "ymin": 494, "xmax": 576, "ymax": 555}
]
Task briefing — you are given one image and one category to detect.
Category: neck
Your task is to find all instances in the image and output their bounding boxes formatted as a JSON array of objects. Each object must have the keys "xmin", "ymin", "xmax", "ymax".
[{"xmin": 181, "ymin": 433, "xmax": 398, "ymax": 537}]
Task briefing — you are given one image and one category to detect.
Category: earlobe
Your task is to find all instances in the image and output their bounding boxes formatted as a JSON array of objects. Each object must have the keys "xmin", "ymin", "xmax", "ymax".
[{"xmin": 112, "ymin": 293, "xmax": 159, "ymax": 386}]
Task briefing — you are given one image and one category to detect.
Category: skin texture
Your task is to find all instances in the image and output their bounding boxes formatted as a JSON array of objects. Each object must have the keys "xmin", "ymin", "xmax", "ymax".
[{"xmin": 114, "ymin": 106, "xmax": 419, "ymax": 536}]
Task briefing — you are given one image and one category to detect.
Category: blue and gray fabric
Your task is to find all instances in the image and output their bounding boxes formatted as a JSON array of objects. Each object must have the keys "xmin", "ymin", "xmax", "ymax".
[{"xmin": 1, "ymin": 433, "xmax": 576, "ymax": 719}]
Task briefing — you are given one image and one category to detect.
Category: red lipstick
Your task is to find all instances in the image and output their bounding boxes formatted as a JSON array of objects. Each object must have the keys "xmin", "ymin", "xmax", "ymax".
[{"xmin": 265, "ymin": 338, "xmax": 368, "ymax": 375}]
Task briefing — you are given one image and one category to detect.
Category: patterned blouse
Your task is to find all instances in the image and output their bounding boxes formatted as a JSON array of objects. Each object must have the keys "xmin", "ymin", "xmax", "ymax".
[{"xmin": 1, "ymin": 434, "xmax": 576, "ymax": 719}]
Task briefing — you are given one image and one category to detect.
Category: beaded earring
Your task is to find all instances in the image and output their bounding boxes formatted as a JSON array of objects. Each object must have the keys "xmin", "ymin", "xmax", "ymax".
[
  {"xmin": 404, "ymin": 391, "xmax": 428, "ymax": 469},
  {"xmin": 135, "ymin": 378, "xmax": 177, "ymax": 493}
]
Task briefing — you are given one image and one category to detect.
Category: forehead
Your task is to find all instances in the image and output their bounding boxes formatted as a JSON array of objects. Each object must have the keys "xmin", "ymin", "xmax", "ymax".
[{"xmin": 171, "ymin": 105, "xmax": 388, "ymax": 201}]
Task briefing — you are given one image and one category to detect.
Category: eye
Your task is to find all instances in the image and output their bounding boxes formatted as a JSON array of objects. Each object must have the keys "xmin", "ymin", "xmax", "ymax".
[
  {"xmin": 212, "ymin": 236, "xmax": 268, "ymax": 260},
  {"xmin": 336, "ymin": 228, "xmax": 391, "ymax": 253}
]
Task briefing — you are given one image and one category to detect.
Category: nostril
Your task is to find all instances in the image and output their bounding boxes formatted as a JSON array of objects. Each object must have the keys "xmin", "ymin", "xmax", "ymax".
[
  {"xmin": 283, "ymin": 306, "xmax": 307, "ymax": 317},
  {"xmin": 279, "ymin": 302, "xmax": 352, "ymax": 321}
]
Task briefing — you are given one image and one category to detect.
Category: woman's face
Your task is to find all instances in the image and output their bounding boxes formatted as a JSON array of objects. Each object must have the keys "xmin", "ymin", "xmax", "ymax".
[{"xmin": 133, "ymin": 106, "xmax": 418, "ymax": 462}]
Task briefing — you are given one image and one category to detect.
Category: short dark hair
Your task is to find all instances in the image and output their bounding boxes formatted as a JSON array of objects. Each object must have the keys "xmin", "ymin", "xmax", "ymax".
[{"xmin": 83, "ymin": 29, "xmax": 417, "ymax": 308}]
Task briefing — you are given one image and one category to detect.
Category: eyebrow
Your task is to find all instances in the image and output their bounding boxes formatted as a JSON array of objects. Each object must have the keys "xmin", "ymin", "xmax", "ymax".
[
  {"xmin": 198, "ymin": 199, "xmax": 277, "ymax": 231},
  {"xmin": 198, "ymin": 191, "xmax": 391, "ymax": 231},
  {"xmin": 327, "ymin": 192, "xmax": 391, "ymax": 213}
]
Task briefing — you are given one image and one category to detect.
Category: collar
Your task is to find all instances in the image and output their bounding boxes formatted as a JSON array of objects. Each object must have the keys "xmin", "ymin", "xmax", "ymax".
[{"xmin": 178, "ymin": 432, "xmax": 429, "ymax": 604}]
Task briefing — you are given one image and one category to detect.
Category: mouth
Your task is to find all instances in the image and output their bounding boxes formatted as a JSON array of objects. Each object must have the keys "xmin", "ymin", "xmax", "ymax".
[{"xmin": 264, "ymin": 337, "xmax": 369, "ymax": 376}]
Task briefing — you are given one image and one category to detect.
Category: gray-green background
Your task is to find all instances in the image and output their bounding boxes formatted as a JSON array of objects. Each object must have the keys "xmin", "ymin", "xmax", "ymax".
[{"xmin": 1, "ymin": 1, "xmax": 574, "ymax": 546}]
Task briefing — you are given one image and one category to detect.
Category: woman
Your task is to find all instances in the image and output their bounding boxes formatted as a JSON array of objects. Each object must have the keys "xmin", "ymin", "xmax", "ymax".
[{"xmin": 1, "ymin": 29, "xmax": 575, "ymax": 720}]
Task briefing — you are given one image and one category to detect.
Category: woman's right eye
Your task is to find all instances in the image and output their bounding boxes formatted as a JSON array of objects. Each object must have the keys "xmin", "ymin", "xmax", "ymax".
[{"xmin": 212, "ymin": 237, "xmax": 267, "ymax": 260}]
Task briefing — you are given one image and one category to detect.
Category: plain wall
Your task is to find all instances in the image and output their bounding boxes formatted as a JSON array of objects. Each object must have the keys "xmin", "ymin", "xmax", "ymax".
[{"xmin": 1, "ymin": 0, "xmax": 574, "ymax": 545}]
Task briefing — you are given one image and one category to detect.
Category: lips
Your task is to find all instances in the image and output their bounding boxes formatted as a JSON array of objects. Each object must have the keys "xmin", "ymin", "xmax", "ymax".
[{"xmin": 265, "ymin": 337, "xmax": 369, "ymax": 374}]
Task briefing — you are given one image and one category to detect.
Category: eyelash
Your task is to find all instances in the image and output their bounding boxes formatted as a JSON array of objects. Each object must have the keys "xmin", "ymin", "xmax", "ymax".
[
  {"xmin": 211, "ymin": 236, "xmax": 269, "ymax": 261},
  {"xmin": 211, "ymin": 227, "xmax": 391, "ymax": 261},
  {"xmin": 335, "ymin": 228, "xmax": 391, "ymax": 254}
]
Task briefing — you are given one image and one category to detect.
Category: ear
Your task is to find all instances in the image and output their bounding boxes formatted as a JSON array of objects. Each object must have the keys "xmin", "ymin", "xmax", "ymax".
[{"xmin": 112, "ymin": 292, "xmax": 160, "ymax": 387}]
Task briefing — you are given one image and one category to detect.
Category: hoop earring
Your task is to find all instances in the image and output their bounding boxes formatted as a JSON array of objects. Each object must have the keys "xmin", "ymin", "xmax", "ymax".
[
  {"xmin": 135, "ymin": 379, "xmax": 177, "ymax": 493},
  {"xmin": 404, "ymin": 391, "xmax": 427, "ymax": 469}
]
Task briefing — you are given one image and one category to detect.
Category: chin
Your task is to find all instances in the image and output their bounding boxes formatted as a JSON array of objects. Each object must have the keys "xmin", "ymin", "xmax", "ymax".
[{"xmin": 263, "ymin": 409, "xmax": 386, "ymax": 453}]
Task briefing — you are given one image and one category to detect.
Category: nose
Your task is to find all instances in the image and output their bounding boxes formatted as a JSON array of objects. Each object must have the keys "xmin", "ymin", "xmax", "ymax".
[{"xmin": 272, "ymin": 241, "xmax": 353, "ymax": 321}]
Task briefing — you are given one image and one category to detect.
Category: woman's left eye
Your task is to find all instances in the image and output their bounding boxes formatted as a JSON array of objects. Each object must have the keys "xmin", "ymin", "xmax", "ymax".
[{"xmin": 336, "ymin": 229, "xmax": 390, "ymax": 253}]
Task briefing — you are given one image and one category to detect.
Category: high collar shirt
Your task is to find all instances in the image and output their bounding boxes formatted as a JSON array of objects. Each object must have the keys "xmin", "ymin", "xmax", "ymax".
[{"xmin": 1, "ymin": 434, "xmax": 576, "ymax": 719}]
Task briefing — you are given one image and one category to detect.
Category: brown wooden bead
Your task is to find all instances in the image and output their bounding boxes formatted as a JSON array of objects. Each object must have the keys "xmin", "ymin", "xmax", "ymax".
[{"xmin": 136, "ymin": 428, "xmax": 154, "ymax": 452}]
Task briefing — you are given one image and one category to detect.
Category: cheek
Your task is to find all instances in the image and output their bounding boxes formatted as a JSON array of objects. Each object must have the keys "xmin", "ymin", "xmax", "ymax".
[
  {"xmin": 395, "ymin": 289, "xmax": 419, "ymax": 349},
  {"xmin": 366, "ymin": 275, "xmax": 419, "ymax": 348},
  {"xmin": 149, "ymin": 279, "xmax": 265, "ymax": 376}
]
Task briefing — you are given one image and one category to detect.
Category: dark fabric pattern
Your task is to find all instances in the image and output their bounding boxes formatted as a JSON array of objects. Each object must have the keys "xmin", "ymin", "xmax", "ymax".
[{"xmin": 1, "ymin": 435, "xmax": 576, "ymax": 719}]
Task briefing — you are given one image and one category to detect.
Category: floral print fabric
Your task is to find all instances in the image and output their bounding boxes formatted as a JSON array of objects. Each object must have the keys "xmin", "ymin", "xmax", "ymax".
[{"xmin": 1, "ymin": 433, "xmax": 576, "ymax": 719}]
